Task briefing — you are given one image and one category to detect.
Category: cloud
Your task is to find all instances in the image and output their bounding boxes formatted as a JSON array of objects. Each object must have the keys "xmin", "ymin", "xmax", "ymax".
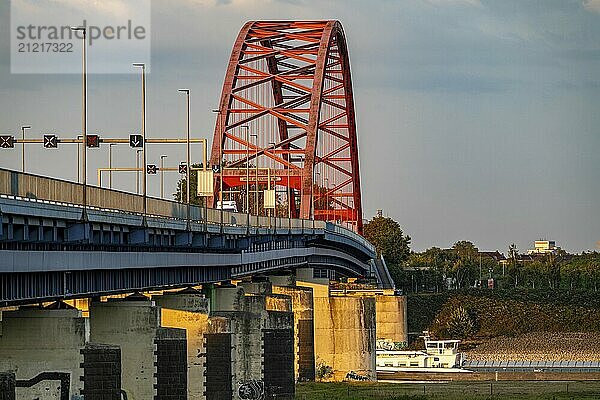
[{"xmin": 583, "ymin": 0, "xmax": 600, "ymax": 13}]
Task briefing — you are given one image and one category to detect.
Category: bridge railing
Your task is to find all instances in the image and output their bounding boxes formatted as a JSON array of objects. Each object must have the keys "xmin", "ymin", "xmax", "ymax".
[{"xmin": 0, "ymin": 168, "xmax": 354, "ymax": 240}]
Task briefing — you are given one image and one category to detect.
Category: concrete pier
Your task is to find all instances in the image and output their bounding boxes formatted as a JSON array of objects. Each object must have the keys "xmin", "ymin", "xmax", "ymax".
[
  {"xmin": 206, "ymin": 283, "xmax": 296, "ymax": 400},
  {"xmin": 89, "ymin": 295, "xmax": 187, "ymax": 400},
  {"xmin": 154, "ymin": 289, "xmax": 210, "ymax": 400},
  {"xmin": 0, "ymin": 305, "xmax": 86, "ymax": 398}
]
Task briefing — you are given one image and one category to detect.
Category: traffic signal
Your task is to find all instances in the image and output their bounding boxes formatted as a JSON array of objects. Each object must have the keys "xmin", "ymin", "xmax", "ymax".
[
  {"xmin": 178, "ymin": 163, "xmax": 187, "ymax": 174},
  {"xmin": 86, "ymin": 134, "xmax": 100, "ymax": 148},
  {"xmin": 0, "ymin": 135, "xmax": 15, "ymax": 148},
  {"xmin": 146, "ymin": 164, "xmax": 157, "ymax": 174}
]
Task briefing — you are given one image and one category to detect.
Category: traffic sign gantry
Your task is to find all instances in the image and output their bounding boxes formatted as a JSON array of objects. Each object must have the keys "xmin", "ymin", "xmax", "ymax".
[
  {"xmin": 86, "ymin": 135, "xmax": 100, "ymax": 148},
  {"xmin": 146, "ymin": 164, "xmax": 157, "ymax": 175},
  {"xmin": 43, "ymin": 134, "xmax": 58, "ymax": 149},
  {"xmin": 0, "ymin": 135, "xmax": 14, "ymax": 148},
  {"xmin": 129, "ymin": 134, "xmax": 143, "ymax": 148},
  {"xmin": 178, "ymin": 163, "xmax": 187, "ymax": 174}
]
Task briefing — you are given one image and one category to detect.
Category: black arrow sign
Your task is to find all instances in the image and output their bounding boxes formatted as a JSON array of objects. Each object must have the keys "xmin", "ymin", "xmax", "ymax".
[{"xmin": 129, "ymin": 134, "xmax": 143, "ymax": 148}]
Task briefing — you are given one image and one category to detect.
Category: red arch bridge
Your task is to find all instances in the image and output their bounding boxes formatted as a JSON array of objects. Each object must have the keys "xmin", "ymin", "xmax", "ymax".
[{"xmin": 0, "ymin": 21, "xmax": 392, "ymax": 306}]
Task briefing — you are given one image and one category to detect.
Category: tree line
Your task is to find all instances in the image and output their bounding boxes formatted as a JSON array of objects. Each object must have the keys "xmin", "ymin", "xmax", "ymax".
[{"xmin": 363, "ymin": 214, "xmax": 600, "ymax": 293}]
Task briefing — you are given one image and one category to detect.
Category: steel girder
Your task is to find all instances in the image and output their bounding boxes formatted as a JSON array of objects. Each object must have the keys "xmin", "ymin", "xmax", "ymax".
[{"xmin": 209, "ymin": 21, "xmax": 363, "ymax": 234}]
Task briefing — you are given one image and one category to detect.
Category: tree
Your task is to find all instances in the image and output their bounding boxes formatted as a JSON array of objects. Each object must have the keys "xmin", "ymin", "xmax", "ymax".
[
  {"xmin": 174, "ymin": 163, "xmax": 206, "ymax": 206},
  {"xmin": 449, "ymin": 241, "xmax": 479, "ymax": 289},
  {"xmin": 363, "ymin": 215, "xmax": 411, "ymax": 286}
]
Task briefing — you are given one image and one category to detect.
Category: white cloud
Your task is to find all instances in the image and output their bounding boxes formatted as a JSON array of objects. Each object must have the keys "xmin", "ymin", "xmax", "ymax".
[{"xmin": 583, "ymin": 0, "xmax": 600, "ymax": 13}]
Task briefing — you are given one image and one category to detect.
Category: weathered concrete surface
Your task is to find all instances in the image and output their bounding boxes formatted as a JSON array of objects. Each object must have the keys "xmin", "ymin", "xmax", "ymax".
[
  {"xmin": 375, "ymin": 294, "xmax": 408, "ymax": 345},
  {"xmin": 272, "ymin": 285, "xmax": 316, "ymax": 381},
  {"xmin": 207, "ymin": 284, "xmax": 295, "ymax": 400},
  {"xmin": 0, "ymin": 307, "xmax": 85, "ymax": 398},
  {"xmin": 154, "ymin": 292, "xmax": 210, "ymax": 400},
  {"xmin": 89, "ymin": 299, "xmax": 159, "ymax": 400},
  {"xmin": 314, "ymin": 296, "xmax": 377, "ymax": 381}
]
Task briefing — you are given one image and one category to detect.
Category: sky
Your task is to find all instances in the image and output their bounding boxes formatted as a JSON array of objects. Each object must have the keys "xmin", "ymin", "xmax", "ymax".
[{"xmin": 0, "ymin": 0, "xmax": 598, "ymax": 254}]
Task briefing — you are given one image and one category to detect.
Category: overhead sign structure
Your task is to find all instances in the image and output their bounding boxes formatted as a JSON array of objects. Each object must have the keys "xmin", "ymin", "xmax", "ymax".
[
  {"xmin": 86, "ymin": 135, "xmax": 100, "ymax": 148},
  {"xmin": 0, "ymin": 135, "xmax": 15, "ymax": 148},
  {"xmin": 129, "ymin": 134, "xmax": 143, "ymax": 148},
  {"xmin": 178, "ymin": 163, "xmax": 188, "ymax": 174},
  {"xmin": 264, "ymin": 189, "xmax": 276, "ymax": 209},
  {"xmin": 197, "ymin": 170, "xmax": 214, "ymax": 197},
  {"xmin": 43, "ymin": 134, "xmax": 58, "ymax": 149},
  {"xmin": 146, "ymin": 164, "xmax": 157, "ymax": 175}
]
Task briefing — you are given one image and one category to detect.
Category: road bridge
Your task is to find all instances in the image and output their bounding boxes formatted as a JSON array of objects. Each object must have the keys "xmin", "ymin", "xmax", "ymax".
[{"xmin": 0, "ymin": 20, "xmax": 405, "ymax": 400}]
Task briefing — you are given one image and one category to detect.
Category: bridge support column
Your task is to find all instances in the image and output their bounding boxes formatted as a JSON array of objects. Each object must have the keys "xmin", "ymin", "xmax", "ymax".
[
  {"xmin": 0, "ymin": 306, "xmax": 86, "ymax": 399},
  {"xmin": 153, "ymin": 290, "xmax": 210, "ymax": 400},
  {"xmin": 89, "ymin": 296, "xmax": 187, "ymax": 400},
  {"xmin": 271, "ymin": 284, "xmax": 316, "ymax": 381},
  {"xmin": 375, "ymin": 293, "xmax": 408, "ymax": 349},
  {"xmin": 296, "ymin": 267, "xmax": 377, "ymax": 381},
  {"xmin": 205, "ymin": 284, "xmax": 295, "ymax": 400}
]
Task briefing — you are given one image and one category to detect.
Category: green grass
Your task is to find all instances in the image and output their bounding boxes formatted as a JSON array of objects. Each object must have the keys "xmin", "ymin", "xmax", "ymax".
[{"xmin": 296, "ymin": 381, "xmax": 600, "ymax": 400}]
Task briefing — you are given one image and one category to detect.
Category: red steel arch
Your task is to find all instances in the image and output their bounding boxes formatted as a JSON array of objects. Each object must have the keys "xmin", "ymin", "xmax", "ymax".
[{"xmin": 210, "ymin": 20, "xmax": 363, "ymax": 233}]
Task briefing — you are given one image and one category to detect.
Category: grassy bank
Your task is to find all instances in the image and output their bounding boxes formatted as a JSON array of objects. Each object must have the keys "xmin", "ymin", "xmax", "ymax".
[{"xmin": 296, "ymin": 381, "xmax": 600, "ymax": 400}]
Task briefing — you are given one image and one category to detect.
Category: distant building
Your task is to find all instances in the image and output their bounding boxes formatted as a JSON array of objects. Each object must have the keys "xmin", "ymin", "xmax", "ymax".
[{"xmin": 527, "ymin": 240, "xmax": 559, "ymax": 255}]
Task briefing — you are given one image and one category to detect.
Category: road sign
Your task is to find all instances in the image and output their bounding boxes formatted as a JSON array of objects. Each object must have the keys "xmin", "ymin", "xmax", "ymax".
[
  {"xmin": 211, "ymin": 164, "xmax": 220, "ymax": 173},
  {"xmin": 86, "ymin": 135, "xmax": 100, "ymax": 148},
  {"xmin": 146, "ymin": 164, "xmax": 157, "ymax": 175},
  {"xmin": 197, "ymin": 170, "xmax": 214, "ymax": 197},
  {"xmin": 0, "ymin": 135, "xmax": 15, "ymax": 148},
  {"xmin": 43, "ymin": 134, "xmax": 58, "ymax": 149},
  {"xmin": 264, "ymin": 189, "xmax": 276, "ymax": 209},
  {"xmin": 129, "ymin": 134, "xmax": 143, "ymax": 148},
  {"xmin": 178, "ymin": 163, "xmax": 188, "ymax": 174}
]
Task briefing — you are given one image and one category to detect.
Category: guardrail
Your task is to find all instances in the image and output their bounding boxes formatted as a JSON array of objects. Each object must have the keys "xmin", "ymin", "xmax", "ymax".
[{"xmin": 0, "ymin": 168, "xmax": 368, "ymax": 246}]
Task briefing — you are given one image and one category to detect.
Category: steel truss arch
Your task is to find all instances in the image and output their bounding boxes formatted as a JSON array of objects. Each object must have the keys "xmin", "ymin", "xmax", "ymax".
[{"xmin": 210, "ymin": 20, "xmax": 363, "ymax": 233}]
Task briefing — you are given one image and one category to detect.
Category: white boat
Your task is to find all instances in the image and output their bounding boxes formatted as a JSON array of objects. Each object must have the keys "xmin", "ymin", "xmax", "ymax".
[{"xmin": 376, "ymin": 332, "xmax": 472, "ymax": 374}]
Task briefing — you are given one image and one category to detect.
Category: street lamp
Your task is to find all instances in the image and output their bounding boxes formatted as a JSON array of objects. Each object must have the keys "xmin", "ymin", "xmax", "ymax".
[
  {"xmin": 269, "ymin": 141, "xmax": 276, "ymax": 220},
  {"xmin": 108, "ymin": 143, "xmax": 116, "ymax": 189},
  {"xmin": 178, "ymin": 89, "xmax": 191, "ymax": 226},
  {"xmin": 132, "ymin": 63, "xmax": 147, "ymax": 216},
  {"xmin": 250, "ymin": 132, "xmax": 258, "ymax": 216},
  {"xmin": 212, "ymin": 109, "xmax": 224, "ymax": 231},
  {"xmin": 241, "ymin": 125, "xmax": 249, "ymax": 214},
  {"xmin": 314, "ymin": 171, "xmax": 320, "ymax": 220},
  {"xmin": 20, "ymin": 125, "xmax": 31, "ymax": 173},
  {"xmin": 70, "ymin": 26, "xmax": 87, "ymax": 214},
  {"xmin": 324, "ymin": 177, "xmax": 329, "ymax": 222},
  {"xmin": 160, "ymin": 155, "xmax": 167, "ymax": 198},
  {"xmin": 136, "ymin": 149, "xmax": 142, "ymax": 194}
]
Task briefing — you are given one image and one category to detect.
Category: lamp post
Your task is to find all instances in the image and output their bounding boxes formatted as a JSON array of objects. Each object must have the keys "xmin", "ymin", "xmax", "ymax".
[
  {"xmin": 108, "ymin": 143, "xmax": 115, "ymax": 189},
  {"xmin": 250, "ymin": 132, "xmax": 258, "ymax": 216},
  {"xmin": 212, "ymin": 109, "xmax": 224, "ymax": 230},
  {"xmin": 324, "ymin": 177, "xmax": 329, "ymax": 223},
  {"xmin": 269, "ymin": 142, "xmax": 278, "ymax": 217},
  {"xmin": 20, "ymin": 125, "xmax": 31, "ymax": 173},
  {"xmin": 160, "ymin": 155, "xmax": 167, "ymax": 198},
  {"xmin": 70, "ymin": 26, "xmax": 87, "ymax": 213},
  {"xmin": 136, "ymin": 149, "xmax": 142, "ymax": 194},
  {"xmin": 132, "ymin": 63, "xmax": 147, "ymax": 216},
  {"xmin": 241, "ymin": 125, "xmax": 249, "ymax": 214},
  {"xmin": 314, "ymin": 171, "xmax": 320, "ymax": 220},
  {"xmin": 178, "ymin": 89, "xmax": 191, "ymax": 226}
]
